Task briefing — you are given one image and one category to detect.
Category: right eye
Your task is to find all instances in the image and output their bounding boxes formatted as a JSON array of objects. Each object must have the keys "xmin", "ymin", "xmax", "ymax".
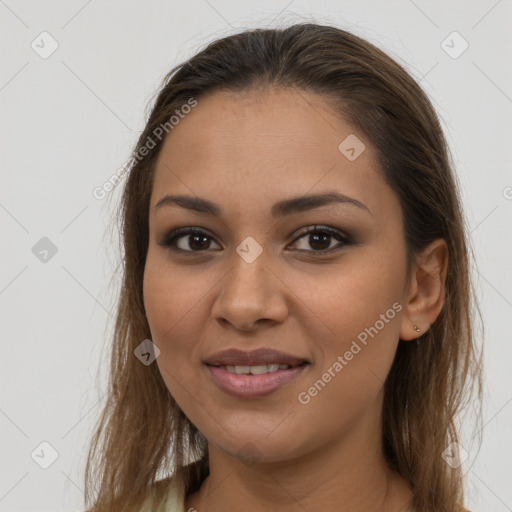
[{"xmin": 157, "ymin": 227, "xmax": 221, "ymax": 253}]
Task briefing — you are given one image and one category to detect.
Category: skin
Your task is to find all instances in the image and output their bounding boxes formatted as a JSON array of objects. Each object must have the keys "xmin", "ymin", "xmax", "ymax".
[{"xmin": 142, "ymin": 87, "xmax": 448, "ymax": 512}]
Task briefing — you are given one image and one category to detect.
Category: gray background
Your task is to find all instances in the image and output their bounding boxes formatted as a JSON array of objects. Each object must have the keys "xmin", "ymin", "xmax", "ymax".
[{"xmin": 1, "ymin": 1, "xmax": 511, "ymax": 510}]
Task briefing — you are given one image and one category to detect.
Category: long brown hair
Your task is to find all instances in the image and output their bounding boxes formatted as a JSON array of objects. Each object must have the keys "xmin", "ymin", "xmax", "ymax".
[{"xmin": 84, "ymin": 23, "xmax": 483, "ymax": 512}]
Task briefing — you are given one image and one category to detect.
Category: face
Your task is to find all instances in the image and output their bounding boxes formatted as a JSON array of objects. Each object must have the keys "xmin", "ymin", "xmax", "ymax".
[{"xmin": 143, "ymin": 87, "xmax": 410, "ymax": 463}]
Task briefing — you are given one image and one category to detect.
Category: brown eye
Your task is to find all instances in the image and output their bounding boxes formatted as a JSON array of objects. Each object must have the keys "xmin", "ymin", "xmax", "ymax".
[
  {"xmin": 290, "ymin": 226, "xmax": 352, "ymax": 253},
  {"xmin": 158, "ymin": 228, "xmax": 221, "ymax": 252}
]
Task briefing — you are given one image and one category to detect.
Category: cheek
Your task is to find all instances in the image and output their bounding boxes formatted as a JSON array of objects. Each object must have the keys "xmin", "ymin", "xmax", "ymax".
[
  {"xmin": 142, "ymin": 253, "xmax": 205, "ymax": 382},
  {"xmin": 143, "ymin": 248, "xmax": 205, "ymax": 336},
  {"xmin": 143, "ymin": 277, "xmax": 204, "ymax": 414},
  {"xmin": 312, "ymin": 248, "xmax": 405, "ymax": 335},
  {"xmin": 303, "ymin": 251, "xmax": 406, "ymax": 397}
]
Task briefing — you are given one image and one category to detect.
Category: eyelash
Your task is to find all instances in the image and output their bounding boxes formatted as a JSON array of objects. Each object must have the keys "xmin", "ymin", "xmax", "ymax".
[{"xmin": 157, "ymin": 225, "xmax": 353, "ymax": 256}]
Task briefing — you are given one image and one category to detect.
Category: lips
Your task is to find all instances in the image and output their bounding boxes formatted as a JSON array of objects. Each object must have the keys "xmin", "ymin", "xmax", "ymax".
[
  {"xmin": 206, "ymin": 363, "xmax": 309, "ymax": 398},
  {"xmin": 203, "ymin": 347, "xmax": 310, "ymax": 368}
]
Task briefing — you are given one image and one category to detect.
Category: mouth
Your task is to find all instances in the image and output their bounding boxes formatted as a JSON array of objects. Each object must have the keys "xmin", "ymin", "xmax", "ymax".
[
  {"xmin": 206, "ymin": 362, "xmax": 309, "ymax": 375},
  {"xmin": 204, "ymin": 361, "xmax": 311, "ymax": 398}
]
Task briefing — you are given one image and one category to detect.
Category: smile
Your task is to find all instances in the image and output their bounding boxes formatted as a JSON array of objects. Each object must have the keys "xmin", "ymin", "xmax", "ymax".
[
  {"xmin": 221, "ymin": 363, "xmax": 292, "ymax": 374},
  {"xmin": 205, "ymin": 362, "xmax": 310, "ymax": 398}
]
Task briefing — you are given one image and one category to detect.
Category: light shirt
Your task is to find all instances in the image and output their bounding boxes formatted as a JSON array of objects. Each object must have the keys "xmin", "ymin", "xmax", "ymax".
[{"xmin": 140, "ymin": 478, "xmax": 185, "ymax": 512}]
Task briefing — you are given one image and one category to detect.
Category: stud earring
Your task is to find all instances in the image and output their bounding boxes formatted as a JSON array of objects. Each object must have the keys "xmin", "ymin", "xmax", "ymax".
[{"xmin": 413, "ymin": 325, "xmax": 420, "ymax": 333}]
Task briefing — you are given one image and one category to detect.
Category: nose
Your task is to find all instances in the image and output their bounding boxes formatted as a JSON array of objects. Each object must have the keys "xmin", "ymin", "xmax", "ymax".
[{"xmin": 211, "ymin": 250, "xmax": 288, "ymax": 332}]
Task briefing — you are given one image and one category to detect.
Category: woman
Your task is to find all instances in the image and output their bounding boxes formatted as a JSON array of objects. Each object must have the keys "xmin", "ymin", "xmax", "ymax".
[{"xmin": 84, "ymin": 23, "xmax": 483, "ymax": 512}]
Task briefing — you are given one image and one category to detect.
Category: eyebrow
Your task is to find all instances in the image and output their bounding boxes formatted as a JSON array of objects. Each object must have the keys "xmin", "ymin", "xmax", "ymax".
[{"xmin": 154, "ymin": 191, "xmax": 372, "ymax": 218}]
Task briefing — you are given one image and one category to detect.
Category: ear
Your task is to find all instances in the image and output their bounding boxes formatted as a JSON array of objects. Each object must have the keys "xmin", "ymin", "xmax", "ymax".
[{"xmin": 399, "ymin": 238, "xmax": 449, "ymax": 341}]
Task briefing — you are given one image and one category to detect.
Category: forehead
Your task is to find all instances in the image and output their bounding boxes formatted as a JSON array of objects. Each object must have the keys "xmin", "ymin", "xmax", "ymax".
[{"xmin": 151, "ymin": 87, "xmax": 390, "ymax": 218}]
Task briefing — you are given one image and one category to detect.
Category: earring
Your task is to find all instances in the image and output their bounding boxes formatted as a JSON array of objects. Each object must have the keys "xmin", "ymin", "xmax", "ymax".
[{"xmin": 413, "ymin": 325, "xmax": 420, "ymax": 333}]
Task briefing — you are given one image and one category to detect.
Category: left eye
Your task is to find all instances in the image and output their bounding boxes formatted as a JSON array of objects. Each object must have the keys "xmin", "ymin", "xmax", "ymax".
[
  {"xmin": 291, "ymin": 226, "xmax": 352, "ymax": 253},
  {"xmin": 157, "ymin": 226, "xmax": 352, "ymax": 254}
]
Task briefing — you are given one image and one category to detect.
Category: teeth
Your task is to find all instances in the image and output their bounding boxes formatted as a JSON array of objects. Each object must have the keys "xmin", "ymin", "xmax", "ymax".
[{"xmin": 224, "ymin": 363, "xmax": 290, "ymax": 375}]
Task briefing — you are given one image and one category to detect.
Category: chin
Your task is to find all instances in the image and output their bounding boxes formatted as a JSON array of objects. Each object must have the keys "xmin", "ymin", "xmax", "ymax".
[{"xmin": 212, "ymin": 431, "xmax": 308, "ymax": 465}]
